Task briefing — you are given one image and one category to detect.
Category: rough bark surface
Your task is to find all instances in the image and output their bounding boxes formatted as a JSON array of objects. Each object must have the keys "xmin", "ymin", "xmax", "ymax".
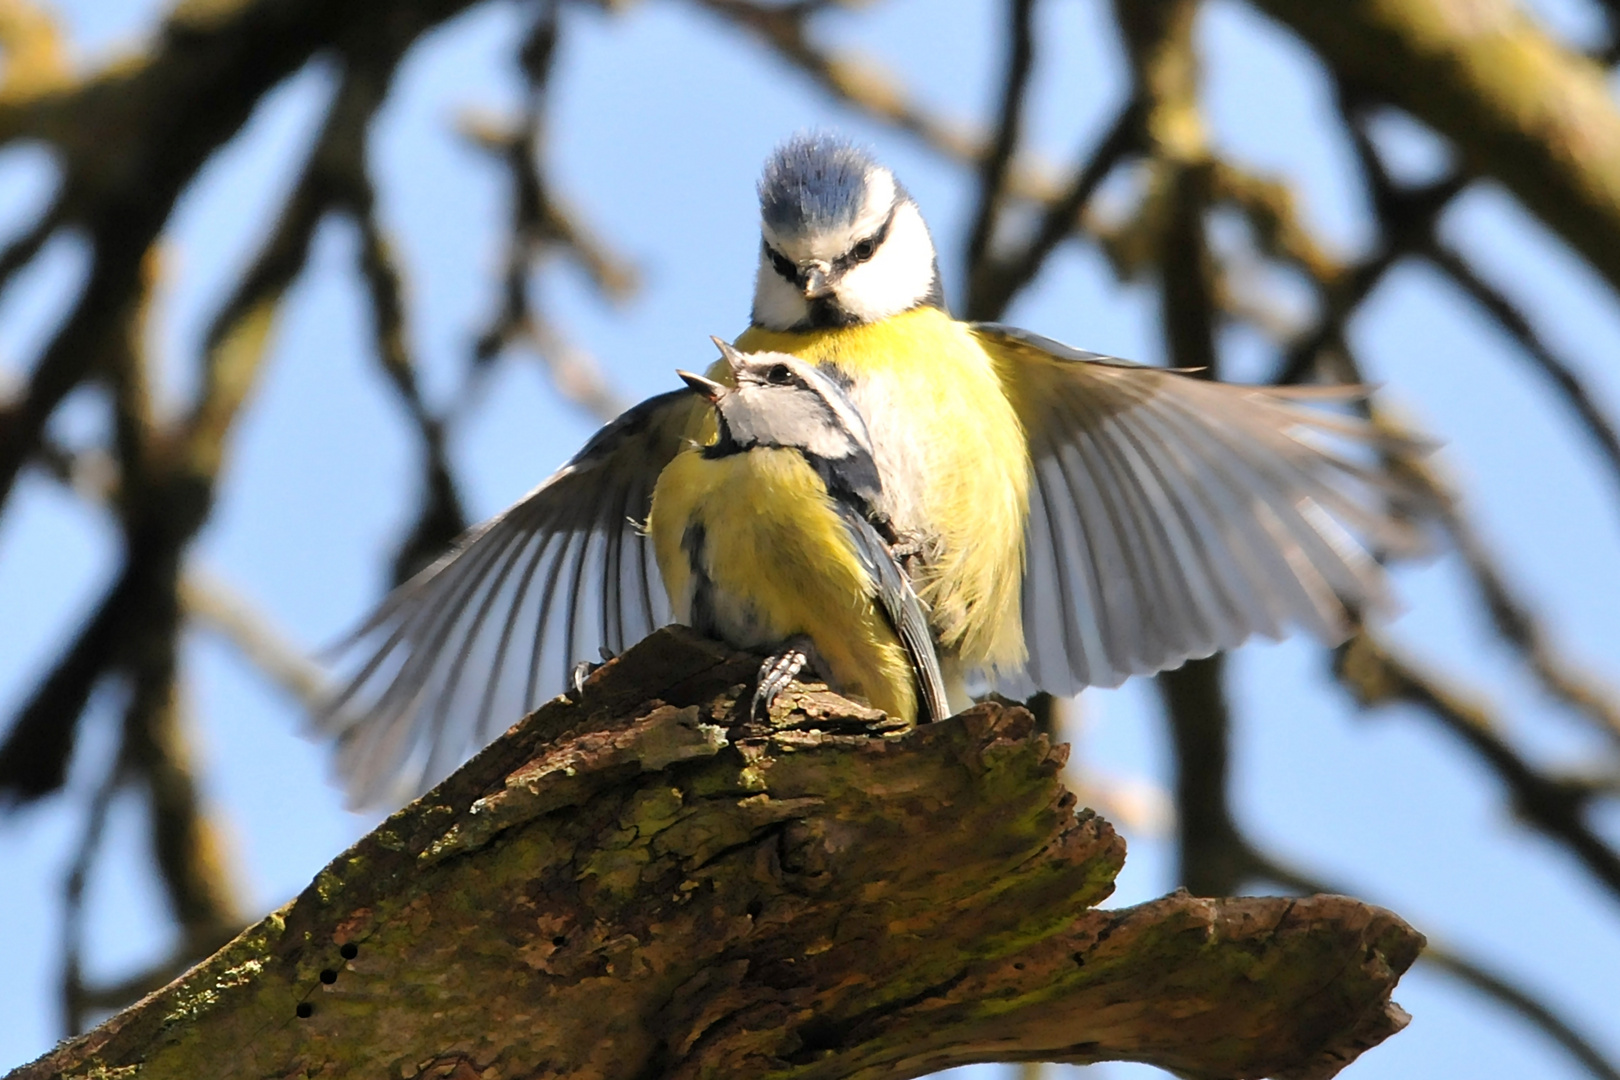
[{"xmin": 7, "ymin": 628, "xmax": 1421, "ymax": 1080}]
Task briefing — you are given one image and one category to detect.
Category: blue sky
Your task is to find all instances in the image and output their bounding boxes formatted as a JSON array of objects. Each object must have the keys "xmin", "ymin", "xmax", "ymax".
[{"xmin": 2, "ymin": 1, "xmax": 1618, "ymax": 1077}]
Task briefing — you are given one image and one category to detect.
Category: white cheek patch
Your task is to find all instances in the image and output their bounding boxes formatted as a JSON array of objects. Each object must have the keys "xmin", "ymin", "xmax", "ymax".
[
  {"xmin": 753, "ymin": 248, "xmax": 811, "ymax": 329},
  {"xmin": 832, "ymin": 202, "xmax": 937, "ymax": 323}
]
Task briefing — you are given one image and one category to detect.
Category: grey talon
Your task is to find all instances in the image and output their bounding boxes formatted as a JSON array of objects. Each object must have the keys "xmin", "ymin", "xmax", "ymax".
[{"xmin": 753, "ymin": 645, "xmax": 811, "ymax": 721}]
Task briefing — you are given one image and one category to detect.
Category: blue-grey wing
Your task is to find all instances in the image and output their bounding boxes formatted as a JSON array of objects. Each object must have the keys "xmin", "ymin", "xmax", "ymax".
[
  {"xmin": 317, "ymin": 389, "xmax": 701, "ymax": 807},
  {"xmin": 973, "ymin": 322, "xmax": 1435, "ymax": 698},
  {"xmin": 836, "ymin": 503, "xmax": 952, "ymax": 724}
]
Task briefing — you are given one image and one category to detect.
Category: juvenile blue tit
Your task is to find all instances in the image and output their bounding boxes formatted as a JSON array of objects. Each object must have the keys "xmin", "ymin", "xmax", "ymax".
[
  {"xmin": 319, "ymin": 134, "xmax": 1429, "ymax": 807},
  {"xmin": 648, "ymin": 340, "xmax": 949, "ymax": 726}
]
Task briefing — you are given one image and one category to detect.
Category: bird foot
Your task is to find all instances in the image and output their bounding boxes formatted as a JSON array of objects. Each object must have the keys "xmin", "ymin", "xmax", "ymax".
[
  {"xmin": 886, "ymin": 528, "xmax": 940, "ymax": 577},
  {"xmin": 753, "ymin": 637, "xmax": 818, "ymax": 721},
  {"xmin": 570, "ymin": 646, "xmax": 618, "ymax": 695}
]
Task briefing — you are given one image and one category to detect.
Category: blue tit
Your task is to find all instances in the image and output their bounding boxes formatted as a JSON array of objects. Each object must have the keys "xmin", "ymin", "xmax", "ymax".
[
  {"xmin": 648, "ymin": 340, "xmax": 949, "ymax": 727},
  {"xmin": 736, "ymin": 134, "xmax": 1429, "ymax": 698},
  {"xmin": 318, "ymin": 134, "xmax": 1429, "ymax": 807}
]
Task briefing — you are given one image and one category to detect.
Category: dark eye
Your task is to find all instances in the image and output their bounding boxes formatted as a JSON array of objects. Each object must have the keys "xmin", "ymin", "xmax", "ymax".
[
  {"xmin": 852, "ymin": 237, "xmax": 877, "ymax": 262},
  {"xmin": 768, "ymin": 248, "xmax": 796, "ymax": 281},
  {"xmin": 766, "ymin": 364, "xmax": 792, "ymax": 385}
]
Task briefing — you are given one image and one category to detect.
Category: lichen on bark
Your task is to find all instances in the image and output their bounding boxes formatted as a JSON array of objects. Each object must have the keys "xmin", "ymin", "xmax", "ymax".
[{"xmin": 7, "ymin": 628, "xmax": 1420, "ymax": 1080}]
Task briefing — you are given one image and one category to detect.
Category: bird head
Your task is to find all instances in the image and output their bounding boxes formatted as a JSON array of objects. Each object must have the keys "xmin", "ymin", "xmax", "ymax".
[
  {"xmin": 678, "ymin": 338, "xmax": 877, "ymax": 466},
  {"xmin": 750, "ymin": 133, "xmax": 944, "ymax": 331}
]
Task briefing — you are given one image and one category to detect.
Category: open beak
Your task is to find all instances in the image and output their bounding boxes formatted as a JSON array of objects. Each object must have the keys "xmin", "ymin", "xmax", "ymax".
[
  {"xmin": 677, "ymin": 369, "xmax": 726, "ymax": 403},
  {"xmin": 709, "ymin": 336, "xmax": 748, "ymax": 378}
]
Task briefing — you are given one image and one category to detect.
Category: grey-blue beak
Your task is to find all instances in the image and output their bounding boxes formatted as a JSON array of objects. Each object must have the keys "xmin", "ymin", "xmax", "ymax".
[
  {"xmin": 678, "ymin": 369, "xmax": 726, "ymax": 403},
  {"xmin": 801, "ymin": 261, "xmax": 833, "ymax": 298}
]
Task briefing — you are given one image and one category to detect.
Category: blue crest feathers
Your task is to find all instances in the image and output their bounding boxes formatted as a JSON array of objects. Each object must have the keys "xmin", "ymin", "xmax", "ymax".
[{"xmin": 758, "ymin": 133, "xmax": 881, "ymax": 236}]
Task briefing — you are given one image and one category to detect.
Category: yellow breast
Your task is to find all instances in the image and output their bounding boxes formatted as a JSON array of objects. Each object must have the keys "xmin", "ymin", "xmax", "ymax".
[
  {"xmin": 732, "ymin": 306, "xmax": 1030, "ymax": 671},
  {"xmin": 647, "ymin": 446, "xmax": 921, "ymax": 722}
]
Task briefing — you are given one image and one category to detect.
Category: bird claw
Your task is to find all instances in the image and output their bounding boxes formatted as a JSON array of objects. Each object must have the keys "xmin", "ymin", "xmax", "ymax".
[
  {"xmin": 753, "ymin": 642, "xmax": 813, "ymax": 721},
  {"xmin": 571, "ymin": 646, "xmax": 618, "ymax": 695},
  {"xmin": 887, "ymin": 528, "xmax": 939, "ymax": 576}
]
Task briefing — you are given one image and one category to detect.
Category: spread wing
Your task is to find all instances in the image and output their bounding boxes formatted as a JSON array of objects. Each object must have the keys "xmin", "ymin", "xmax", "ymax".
[
  {"xmin": 836, "ymin": 502, "xmax": 952, "ymax": 724},
  {"xmin": 318, "ymin": 389, "xmax": 702, "ymax": 807},
  {"xmin": 973, "ymin": 322, "xmax": 1433, "ymax": 698}
]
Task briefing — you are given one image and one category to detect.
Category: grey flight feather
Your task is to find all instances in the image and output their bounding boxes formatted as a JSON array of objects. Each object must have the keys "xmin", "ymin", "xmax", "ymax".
[
  {"xmin": 316, "ymin": 388, "xmax": 696, "ymax": 808},
  {"xmin": 834, "ymin": 500, "xmax": 952, "ymax": 725},
  {"xmin": 971, "ymin": 322, "xmax": 1436, "ymax": 698}
]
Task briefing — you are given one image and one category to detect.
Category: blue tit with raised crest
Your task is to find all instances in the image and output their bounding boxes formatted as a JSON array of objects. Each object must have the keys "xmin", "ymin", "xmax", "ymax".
[
  {"xmin": 648, "ymin": 339, "xmax": 949, "ymax": 727},
  {"xmin": 319, "ymin": 133, "xmax": 1428, "ymax": 807}
]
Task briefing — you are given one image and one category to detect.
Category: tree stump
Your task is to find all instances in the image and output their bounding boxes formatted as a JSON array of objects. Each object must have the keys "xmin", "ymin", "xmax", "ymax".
[{"xmin": 7, "ymin": 627, "xmax": 1421, "ymax": 1080}]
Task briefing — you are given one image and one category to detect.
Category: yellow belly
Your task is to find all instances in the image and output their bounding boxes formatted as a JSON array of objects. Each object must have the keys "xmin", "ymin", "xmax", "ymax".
[
  {"xmin": 648, "ymin": 446, "xmax": 921, "ymax": 723},
  {"xmin": 731, "ymin": 307, "xmax": 1030, "ymax": 671}
]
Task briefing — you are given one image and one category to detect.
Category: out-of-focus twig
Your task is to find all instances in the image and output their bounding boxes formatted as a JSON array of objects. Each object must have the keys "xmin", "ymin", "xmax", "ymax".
[
  {"xmin": 1242, "ymin": 846, "xmax": 1620, "ymax": 1080},
  {"xmin": 1397, "ymin": 421, "xmax": 1620, "ymax": 748},
  {"xmin": 321, "ymin": 45, "xmax": 471, "ymax": 585},
  {"xmin": 0, "ymin": 193, "xmax": 64, "ymax": 293},
  {"xmin": 0, "ymin": 0, "xmax": 481, "ymax": 519},
  {"xmin": 1336, "ymin": 633, "xmax": 1620, "ymax": 904},
  {"xmin": 60, "ymin": 725, "xmax": 124, "ymax": 1036},
  {"xmin": 463, "ymin": 4, "xmax": 634, "ymax": 429},
  {"xmin": 30, "ymin": 445, "xmax": 326, "ymax": 716},
  {"xmin": 101, "ymin": 239, "xmax": 243, "ymax": 1011},
  {"xmin": 1209, "ymin": 161, "xmax": 1343, "ymax": 287},
  {"xmin": 1249, "ymin": 0, "xmax": 1620, "ymax": 300},
  {"xmin": 119, "ymin": 633, "xmax": 242, "ymax": 966},
  {"xmin": 690, "ymin": 0, "xmax": 982, "ymax": 165},
  {"xmin": 1, "ymin": 17, "xmax": 464, "ymax": 1024},
  {"xmin": 1218, "ymin": 83, "xmax": 1620, "ymax": 925},
  {"xmin": 1109, "ymin": 0, "xmax": 1251, "ymax": 902},
  {"xmin": 1427, "ymin": 241, "xmax": 1620, "ymax": 526},
  {"xmin": 0, "ymin": 0, "xmax": 69, "ymax": 100},
  {"xmin": 1420, "ymin": 946, "xmax": 1620, "ymax": 1080},
  {"xmin": 968, "ymin": 99, "xmax": 1142, "ymax": 322},
  {"xmin": 1336, "ymin": 85, "xmax": 1620, "ymax": 538},
  {"xmin": 1266, "ymin": 83, "xmax": 1467, "ymax": 386},
  {"xmin": 180, "ymin": 571, "xmax": 325, "ymax": 710},
  {"xmin": 1319, "ymin": 91, "xmax": 1620, "ymax": 749},
  {"xmin": 962, "ymin": 0, "xmax": 1036, "ymax": 314}
]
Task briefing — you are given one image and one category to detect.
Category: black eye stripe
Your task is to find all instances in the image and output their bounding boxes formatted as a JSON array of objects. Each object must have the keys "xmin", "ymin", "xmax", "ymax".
[
  {"xmin": 835, "ymin": 207, "xmax": 895, "ymax": 271},
  {"xmin": 765, "ymin": 244, "xmax": 797, "ymax": 282},
  {"xmin": 762, "ymin": 205, "xmax": 898, "ymax": 285}
]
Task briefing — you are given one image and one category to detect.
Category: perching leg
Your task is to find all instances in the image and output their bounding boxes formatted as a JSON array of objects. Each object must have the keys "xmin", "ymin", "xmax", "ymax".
[
  {"xmin": 571, "ymin": 646, "xmax": 618, "ymax": 695},
  {"xmin": 753, "ymin": 636, "xmax": 817, "ymax": 721}
]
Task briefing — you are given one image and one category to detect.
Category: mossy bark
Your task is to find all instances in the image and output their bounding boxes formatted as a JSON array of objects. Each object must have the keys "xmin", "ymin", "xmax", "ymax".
[{"xmin": 8, "ymin": 628, "xmax": 1420, "ymax": 1080}]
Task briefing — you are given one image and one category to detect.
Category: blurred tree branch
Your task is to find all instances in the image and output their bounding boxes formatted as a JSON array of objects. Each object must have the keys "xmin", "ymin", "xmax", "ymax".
[
  {"xmin": 0, "ymin": 0, "xmax": 507, "ymax": 1033},
  {"xmin": 1336, "ymin": 632, "xmax": 1620, "ymax": 903},
  {"xmin": 1250, "ymin": 0, "xmax": 1620, "ymax": 299},
  {"xmin": 1232, "ymin": 841, "xmax": 1620, "ymax": 1080},
  {"xmin": 962, "ymin": 0, "xmax": 1036, "ymax": 312},
  {"xmin": 464, "ymin": 1, "xmax": 636, "ymax": 438}
]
